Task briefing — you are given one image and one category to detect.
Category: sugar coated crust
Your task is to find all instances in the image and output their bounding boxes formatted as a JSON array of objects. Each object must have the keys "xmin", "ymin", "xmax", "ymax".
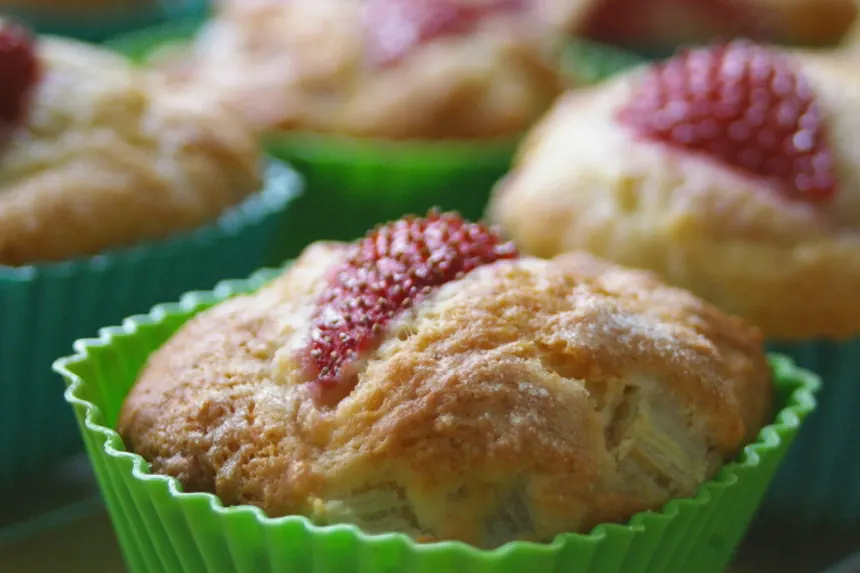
[
  {"xmin": 0, "ymin": 37, "xmax": 261, "ymax": 266},
  {"xmin": 151, "ymin": 0, "xmax": 566, "ymax": 139},
  {"xmin": 488, "ymin": 52, "xmax": 860, "ymax": 340},
  {"xmin": 120, "ymin": 243, "xmax": 771, "ymax": 548}
]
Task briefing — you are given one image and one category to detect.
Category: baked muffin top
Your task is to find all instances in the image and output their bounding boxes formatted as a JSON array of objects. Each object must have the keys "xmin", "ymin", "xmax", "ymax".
[
  {"xmin": 488, "ymin": 41, "xmax": 860, "ymax": 340},
  {"xmin": 120, "ymin": 212, "xmax": 771, "ymax": 548},
  {"xmin": 747, "ymin": 0, "xmax": 857, "ymax": 45},
  {"xmin": 151, "ymin": 0, "xmax": 566, "ymax": 139},
  {"xmin": 0, "ymin": 21, "xmax": 262, "ymax": 266},
  {"xmin": 553, "ymin": 0, "xmax": 856, "ymax": 47}
]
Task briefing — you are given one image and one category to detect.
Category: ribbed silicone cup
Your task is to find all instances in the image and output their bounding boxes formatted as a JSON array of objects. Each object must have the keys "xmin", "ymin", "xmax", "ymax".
[
  {"xmin": 6, "ymin": 1, "xmax": 208, "ymax": 42},
  {"xmin": 759, "ymin": 338, "xmax": 860, "ymax": 528},
  {"xmin": 54, "ymin": 268, "xmax": 818, "ymax": 573},
  {"xmin": 0, "ymin": 162, "xmax": 302, "ymax": 485},
  {"xmin": 106, "ymin": 22, "xmax": 643, "ymax": 247},
  {"xmin": 263, "ymin": 133, "xmax": 519, "ymax": 245}
]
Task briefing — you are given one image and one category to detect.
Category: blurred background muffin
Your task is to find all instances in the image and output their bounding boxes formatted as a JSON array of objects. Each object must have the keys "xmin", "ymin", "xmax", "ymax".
[
  {"xmin": 547, "ymin": 0, "xmax": 857, "ymax": 55},
  {"xmin": 0, "ymin": 18, "xmax": 301, "ymax": 485},
  {"xmin": 168, "ymin": 0, "xmax": 563, "ymax": 140},
  {"xmin": 109, "ymin": 0, "xmax": 570, "ymax": 246},
  {"xmin": 0, "ymin": 30, "xmax": 260, "ymax": 265}
]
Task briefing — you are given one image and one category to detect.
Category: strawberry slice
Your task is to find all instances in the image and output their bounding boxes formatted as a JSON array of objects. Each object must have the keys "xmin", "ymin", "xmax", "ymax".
[
  {"xmin": 299, "ymin": 211, "xmax": 518, "ymax": 406},
  {"xmin": 618, "ymin": 41, "xmax": 837, "ymax": 202},
  {"xmin": 363, "ymin": 0, "xmax": 526, "ymax": 66},
  {"xmin": 0, "ymin": 19, "xmax": 39, "ymax": 134}
]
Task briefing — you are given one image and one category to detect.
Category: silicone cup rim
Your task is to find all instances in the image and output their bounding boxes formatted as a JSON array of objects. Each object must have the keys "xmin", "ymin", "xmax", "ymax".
[
  {"xmin": 262, "ymin": 130, "xmax": 521, "ymax": 171},
  {"xmin": 0, "ymin": 161, "xmax": 303, "ymax": 285},
  {"xmin": 53, "ymin": 266, "xmax": 820, "ymax": 560}
]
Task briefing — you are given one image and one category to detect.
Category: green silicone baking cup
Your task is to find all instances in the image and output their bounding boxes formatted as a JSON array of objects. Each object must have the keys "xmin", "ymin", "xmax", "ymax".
[
  {"xmin": 54, "ymin": 267, "xmax": 817, "ymax": 573},
  {"xmin": 262, "ymin": 133, "xmax": 519, "ymax": 246},
  {"xmin": 562, "ymin": 37, "xmax": 646, "ymax": 84},
  {"xmin": 760, "ymin": 338, "xmax": 860, "ymax": 528},
  {"xmin": 106, "ymin": 20, "xmax": 643, "ymax": 247},
  {"xmin": 0, "ymin": 161, "xmax": 302, "ymax": 485},
  {"xmin": 102, "ymin": 14, "xmax": 206, "ymax": 57}
]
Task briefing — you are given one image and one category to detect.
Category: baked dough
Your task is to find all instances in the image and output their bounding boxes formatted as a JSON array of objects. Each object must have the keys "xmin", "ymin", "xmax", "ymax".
[
  {"xmin": 550, "ymin": 0, "xmax": 856, "ymax": 48},
  {"xmin": 120, "ymin": 242, "xmax": 771, "ymax": 548},
  {"xmin": 488, "ymin": 49, "xmax": 860, "ymax": 340},
  {"xmin": 750, "ymin": 0, "xmax": 857, "ymax": 45},
  {"xmin": 151, "ymin": 0, "xmax": 566, "ymax": 139},
  {"xmin": 0, "ymin": 36, "xmax": 261, "ymax": 266},
  {"xmin": 840, "ymin": 6, "xmax": 860, "ymax": 52}
]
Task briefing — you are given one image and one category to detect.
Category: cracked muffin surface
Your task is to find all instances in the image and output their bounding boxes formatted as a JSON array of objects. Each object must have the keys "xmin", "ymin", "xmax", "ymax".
[
  {"xmin": 0, "ymin": 31, "xmax": 261, "ymax": 266},
  {"xmin": 119, "ymin": 216, "xmax": 771, "ymax": 548}
]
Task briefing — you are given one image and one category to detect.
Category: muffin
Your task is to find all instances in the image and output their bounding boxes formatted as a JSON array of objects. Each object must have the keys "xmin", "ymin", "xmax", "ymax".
[
  {"xmin": 0, "ymin": 19, "xmax": 301, "ymax": 484},
  {"xmin": 0, "ymin": 26, "xmax": 261, "ymax": 265},
  {"xmin": 487, "ymin": 40, "xmax": 860, "ymax": 526},
  {"xmin": 112, "ymin": 0, "xmax": 573, "ymax": 244},
  {"xmin": 553, "ymin": 0, "xmax": 856, "ymax": 54},
  {"xmin": 114, "ymin": 210, "xmax": 776, "ymax": 553},
  {"xmin": 55, "ymin": 212, "xmax": 816, "ymax": 572}
]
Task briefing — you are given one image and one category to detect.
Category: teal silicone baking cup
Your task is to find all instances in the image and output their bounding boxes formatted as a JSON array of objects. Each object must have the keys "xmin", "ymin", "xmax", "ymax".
[
  {"xmin": 760, "ymin": 338, "xmax": 860, "ymax": 528},
  {"xmin": 54, "ymin": 267, "xmax": 817, "ymax": 573},
  {"xmin": 106, "ymin": 20, "xmax": 643, "ymax": 247},
  {"xmin": 0, "ymin": 161, "xmax": 302, "ymax": 485},
  {"xmin": 5, "ymin": 1, "xmax": 208, "ymax": 42}
]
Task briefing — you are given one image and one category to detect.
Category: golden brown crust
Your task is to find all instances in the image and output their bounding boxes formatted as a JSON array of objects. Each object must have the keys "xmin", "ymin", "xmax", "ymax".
[
  {"xmin": 148, "ymin": 0, "xmax": 566, "ymax": 139},
  {"xmin": 120, "ymin": 243, "xmax": 771, "ymax": 548},
  {"xmin": 550, "ymin": 0, "xmax": 856, "ymax": 46},
  {"xmin": 749, "ymin": 0, "xmax": 856, "ymax": 45},
  {"xmin": 488, "ymin": 51, "xmax": 860, "ymax": 340},
  {"xmin": 0, "ymin": 38, "xmax": 262, "ymax": 266},
  {"xmin": 840, "ymin": 1, "xmax": 860, "ymax": 52}
]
